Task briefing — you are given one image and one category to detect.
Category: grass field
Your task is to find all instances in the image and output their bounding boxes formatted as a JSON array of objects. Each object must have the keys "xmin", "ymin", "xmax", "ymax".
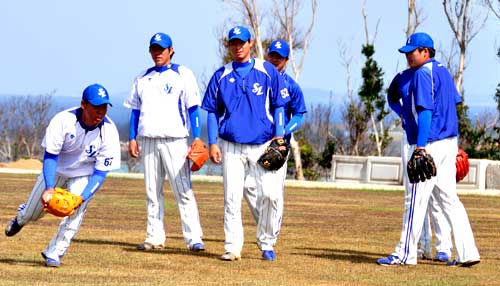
[{"xmin": 0, "ymin": 173, "xmax": 499, "ymax": 286}]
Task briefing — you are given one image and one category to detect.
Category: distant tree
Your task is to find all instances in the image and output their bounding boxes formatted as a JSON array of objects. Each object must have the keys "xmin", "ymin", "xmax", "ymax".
[
  {"xmin": 0, "ymin": 93, "xmax": 54, "ymax": 161},
  {"xmin": 485, "ymin": 0, "xmax": 500, "ymax": 19},
  {"xmin": 442, "ymin": 0, "xmax": 489, "ymax": 151},
  {"xmin": 358, "ymin": 0, "xmax": 392, "ymax": 156}
]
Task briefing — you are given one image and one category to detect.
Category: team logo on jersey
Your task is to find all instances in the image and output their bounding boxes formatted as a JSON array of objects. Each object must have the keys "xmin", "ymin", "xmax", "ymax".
[
  {"xmin": 252, "ymin": 83, "xmax": 264, "ymax": 96},
  {"xmin": 70, "ymin": 134, "xmax": 75, "ymax": 139},
  {"xmin": 280, "ymin": 87, "xmax": 290, "ymax": 99},
  {"xmin": 164, "ymin": 83, "xmax": 173, "ymax": 94},
  {"xmin": 86, "ymin": 145, "xmax": 97, "ymax": 157},
  {"xmin": 229, "ymin": 78, "xmax": 235, "ymax": 83}
]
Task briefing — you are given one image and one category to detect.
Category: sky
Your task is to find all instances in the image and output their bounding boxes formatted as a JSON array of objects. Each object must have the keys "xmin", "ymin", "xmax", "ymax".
[{"xmin": 1, "ymin": 0, "xmax": 499, "ymax": 107}]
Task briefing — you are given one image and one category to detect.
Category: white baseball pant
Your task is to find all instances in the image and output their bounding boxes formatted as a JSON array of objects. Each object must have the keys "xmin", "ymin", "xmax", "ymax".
[
  {"xmin": 220, "ymin": 139, "xmax": 284, "ymax": 256},
  {"xmin": 393, "ymin": 137, "xmax": 480, "ymax": 264},
  {"xmin": 15, "ymin": 173, "xmax": 92, "ymax": 261},
  {"xmin": 140, "ymin": 136, "xmax": 203, "ymax": 247}
]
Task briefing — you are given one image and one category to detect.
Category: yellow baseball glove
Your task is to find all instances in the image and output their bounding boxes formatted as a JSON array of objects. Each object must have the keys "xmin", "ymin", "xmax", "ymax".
[{"xmin": 43, "ymin": 188, "xmax": 83, "ymax": 217}]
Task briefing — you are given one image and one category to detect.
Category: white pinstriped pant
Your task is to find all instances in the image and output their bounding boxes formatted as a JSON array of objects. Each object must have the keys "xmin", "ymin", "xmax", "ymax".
[
  {"xmin": 140, "ymin": 136, "xmax": 203, "ymax": 247},
  {"xmin": 220, "ymin": 139, "xmax": 284, "ymax": 255},
  {"xmin": 15, "ymin": 173, "xmax": 91, "ymax": 261},
  {"xmin": 401, "ymin": 132, "xmax": 453, "ymax": 257},
  {"xmin": 393, "ymin": 137, "xmax": 479, "ymax": 264},
  {"xmin": 243, "ymin": 156, "xmax": 287, "ymax": 236}
]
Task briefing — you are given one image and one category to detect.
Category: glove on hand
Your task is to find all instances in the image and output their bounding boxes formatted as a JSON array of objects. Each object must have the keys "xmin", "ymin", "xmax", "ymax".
[
  {"xmin": 43, "ymin": 188, "xmax": 83, "ymax": 217},
  {"xmin": 407, "ymin": 148, "xmax": 437, "ymax": 184},
  {"xmin": 257, "ymin": 137, "xmax": 289, "ymax": 171},
  {"xmin": 456, "ymin": 148, "xmax": 470, "ymax": 182},
  {"xmin": 187, "ymin": 138, "xmax": 209, "ymax": 171}
]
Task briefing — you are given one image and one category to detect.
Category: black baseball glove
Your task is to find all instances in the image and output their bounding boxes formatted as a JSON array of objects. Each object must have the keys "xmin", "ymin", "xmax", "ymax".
[
  {"xmin": 257, "ymin": 138, "xmax": 289, "ymax": 171},
  {"xmin": 407, "ymin": 148, "xmax": 437, "ymax": 184}
]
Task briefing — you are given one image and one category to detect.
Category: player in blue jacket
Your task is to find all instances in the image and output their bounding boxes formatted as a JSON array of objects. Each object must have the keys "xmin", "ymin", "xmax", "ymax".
[
  {"xmin": 388, "ymin": 68, "xmax": 453, "ymax": 263},
  {"xmin": 202, "ymin": 26, "xmax": 290, "ymax": 262},
  {"xmin": 243, "ymin": 39, "xmax": 307, "ymax": 237},
  {"xmin": 377, "ymin": 32, "xmax": 480, "ymax": 267}
]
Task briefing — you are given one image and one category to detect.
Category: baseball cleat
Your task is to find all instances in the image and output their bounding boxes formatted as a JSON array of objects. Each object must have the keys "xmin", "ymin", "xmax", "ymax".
[
  {"xmin": 434, "ymin": 252, "xmax": 450, "ymax": 262},
  {"xmin": 5, "ymin": 217, "xmax": 23, "ymax": 237},
  {"xmin": 45, "ymin": 257, "xmax": 61, "ymax": 267},
  {"xmin": 417, "ymin": 249, "xmax": 432, "ymax": 260},
  {"xmin": 376, "ymin": 255, "xmax": 402, "ymax": 266},
  {"xmin": 189, "ymin": 243, "xmax": 205, "ymax": 252},
  {"xmin": 136, "ymin": 242, "xmax": 164, "ymax": 251},
  {"xmin": 220, "ymin": 252, "xmax": 241, "ymax": 261},
  {"xmin": 447, "ymin": 259, "xmax": 480, "ymax": 267},
  {"xmin": 262, "ymin": 250, "xmax": 276, "ymax": 261}
]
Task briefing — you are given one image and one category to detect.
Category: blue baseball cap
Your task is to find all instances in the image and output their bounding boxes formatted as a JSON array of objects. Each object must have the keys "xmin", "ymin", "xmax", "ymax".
[
  {"xmin": 268, "ymin": 40, "xmax": 290, "ymax": 58},
  {"xmin": 82, "ymin": 84, "xmax": 112, "ymax": 106},
  {"xmin": 398, "ymin": 32, "xmax": 434, "ymax": 53},
  {"xmin": 149, "ymin": 32, "xmax": 172, "ymax": 48},
  {"xmin": 228, "ymin": 26, "xmax": 251, "ymax": 42}
]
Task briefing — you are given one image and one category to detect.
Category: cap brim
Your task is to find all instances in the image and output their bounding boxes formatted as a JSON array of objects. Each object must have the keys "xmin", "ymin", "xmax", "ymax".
[
  {"xmin": 228, "ymin": 35, "xmax": 250, "ymax": 42},
  {"xmin": 150, "ymin": 42, "xmax": 170, "ymax": 49},
  {"xmin": 398, "ymin": 45, "xmax": 418, "ymax": 53},
  {"xmin": 269, "ymin": 50, "xmax": 288, "ymax": 58},
  {"xmin": 88, "ymin": 100, "xmax": 112, "ymax": 107}
]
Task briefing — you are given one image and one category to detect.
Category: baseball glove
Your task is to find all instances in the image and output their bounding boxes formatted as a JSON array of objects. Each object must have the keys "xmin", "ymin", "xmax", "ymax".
[
  {"xmin": 258, "ymin": 137, "xmax": 289, "ymax": 171},
  {"xmin": 456, "ymin": 148, "xmax": 469, "ymax": 182},
  {"xmin": 187, "ymin": 138, "xmax": 209, "ymax": 171},
  {"xmin": 407, "ymin": 148, "xmax": 437, "ymax": 184},
  {"xmin": 43, "ymin": 188, "xmax": 83, "ymax": 217}
]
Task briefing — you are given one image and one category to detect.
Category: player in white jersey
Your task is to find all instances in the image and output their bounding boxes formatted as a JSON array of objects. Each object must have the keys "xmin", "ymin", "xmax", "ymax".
[
  {"xmin": 377, "ymin": 32, "xmax": 480, "ymax": 267},
  {"xmin": 243, "ymin": 40, "xmax": 307, "ymax": 236},
  {"xmin": 202, "ymin": 26, "xmax": 290, "ymax": 262},
  {"xmin": 4, "ymin": 84, "xmax": 121, "ymax": 267},
  {"xmin": 124, "ymin": 32, "xmax": 205, "ymax": 252}
]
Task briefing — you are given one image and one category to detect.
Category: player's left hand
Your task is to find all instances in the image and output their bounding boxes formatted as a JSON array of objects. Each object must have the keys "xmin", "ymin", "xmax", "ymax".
[{"xmin": 257, "ymin": 137, "xmax": 289, "ymax": 171}]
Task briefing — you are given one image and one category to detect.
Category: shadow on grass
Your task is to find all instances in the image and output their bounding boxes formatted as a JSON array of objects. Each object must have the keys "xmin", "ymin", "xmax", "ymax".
[
  {"xmin": 0, "ymin": 258, "xmax": 43, "ymax": 267},
  {"xmin": 73, "ymin": 237, "xmax": 224, "ymax": 259},
  {"xmin": 292, "ymin": 247, "xmax": 386, "ymax": 264}
]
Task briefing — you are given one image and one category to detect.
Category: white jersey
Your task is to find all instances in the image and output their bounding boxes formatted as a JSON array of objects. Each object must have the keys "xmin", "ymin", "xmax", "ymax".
[
  {"xmin": 42, "ymin": 107, "xmax": 121, "ymax": 177},
  {"xmin": 124, "ymin": 64, "xmax": 201, "ymax": 138}
]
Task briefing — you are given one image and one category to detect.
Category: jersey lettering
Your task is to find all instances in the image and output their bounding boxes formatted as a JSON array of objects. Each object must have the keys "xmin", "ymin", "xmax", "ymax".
[
  {"xmin": 104, "ymin": 157, "xmax": 113, "ymax": 166},
  {"xmin": 280, "ymin": 88, "xmax": 290, "ymax": 99},
  {"xmin": 252, "ymin": 83, "xmax": 264, "ymax": 96},
  {"xmin": 86, "ymin": 145, "xmax": 97, "ymax": 157},
  {"xmin": 164, "ymin": 83, "xmax": 173, "ymax": 94}
]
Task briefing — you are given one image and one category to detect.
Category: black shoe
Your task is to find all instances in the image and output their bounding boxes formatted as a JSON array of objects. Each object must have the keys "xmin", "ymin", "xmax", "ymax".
[{"xmin": 5, "ymin": 217, "xmax": 23, "ymax": 237}]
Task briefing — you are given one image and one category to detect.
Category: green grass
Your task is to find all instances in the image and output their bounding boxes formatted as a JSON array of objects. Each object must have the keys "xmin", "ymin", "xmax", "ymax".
[{"xmin": 0, "ymin": 173, "xmax": 499, "ymax": 285}]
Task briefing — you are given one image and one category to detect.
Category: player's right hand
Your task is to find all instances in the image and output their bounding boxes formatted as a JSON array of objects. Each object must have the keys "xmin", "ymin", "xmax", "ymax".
[
  {"xmin": 129, "ymin": 139, "xmax": 140, "ymax": 158},
  {"xmin": 209, "ymin": 144, "xmax": 222, "ymax": 164}
]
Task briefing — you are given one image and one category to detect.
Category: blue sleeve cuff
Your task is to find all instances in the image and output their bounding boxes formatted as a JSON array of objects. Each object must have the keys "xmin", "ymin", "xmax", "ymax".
[
  {"xmin": 80, "ymin": 169, "xmax": 108, "ymax": 201},
  {"xmin": 188, "ymin": 106, "xmax": 201, "ymax": 138},
  {"xmin": 285, "ymin": 113, "xmax": 304, "ymax": 136},
  {"xmin": 417, "ymin": 109, "xmax": 432, "ymax": 147},
  {"xmin": 43, "ymin": 151, "xmax": 59, "ymax": 189},
  {"xmin": 129, "ymin": 109, "xmax": 140, "ymax": 140},
  {"xmin": 207, "ymin": 112, "xmax": 219, "ymax": 145},
  {"xmin": 274, "ymin": 107, "xmax": 285, "ymax": 137}
]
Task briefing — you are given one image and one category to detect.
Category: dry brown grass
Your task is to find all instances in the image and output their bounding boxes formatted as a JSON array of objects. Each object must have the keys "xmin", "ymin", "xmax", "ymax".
[{"xmin": 0, "ymin": 173, "xmax": 499, "ymax": 286}]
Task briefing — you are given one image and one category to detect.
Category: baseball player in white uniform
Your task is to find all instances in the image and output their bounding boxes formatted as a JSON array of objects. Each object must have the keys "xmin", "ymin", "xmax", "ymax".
[
  {"xmin": 4, "ymin": 84, "xmax": 121, "ymax": 267},
  {"xmin": 243, "ymin": 40, "xmax": 307, "ymax": 236},
  {"xmin": 377, "ymin": 32, "xmax": 480, "ymax": 267},
  {"xmin": 202, "ymin": 26, "xmax": 290, "ymax": 262},
  {"xmin": 124, "ymin": 32, "xmax": 205, "ymax": 252}
]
